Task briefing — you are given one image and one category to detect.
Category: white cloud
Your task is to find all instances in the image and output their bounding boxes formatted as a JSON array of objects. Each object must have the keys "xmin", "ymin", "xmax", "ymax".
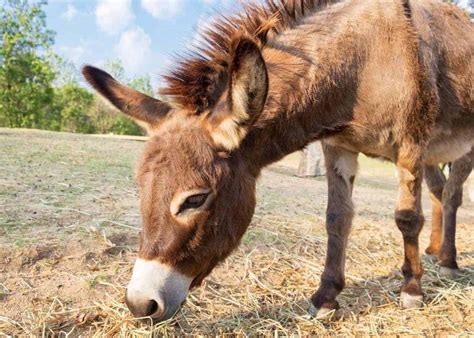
[
  {"xmin": 62, "ymin": 4, "xmax": 78, "ymax": 21},
  {"xmin": 141, "ymin": 0, "xmax": 183, "ymax": 19},
  {"xmin": 58, "ymin": 45, "xmax": 86, "ymax": 64},
  {"xmin": 115, "ymin": 26, "xmax": 152, "ymax": 73},
  {"xmin": 95, "ymin": 0, "xmax": 134, "ymax": 35}
]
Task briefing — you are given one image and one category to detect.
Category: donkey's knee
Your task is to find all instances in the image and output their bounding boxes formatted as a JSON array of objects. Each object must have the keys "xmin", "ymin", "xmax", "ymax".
[{"xmin": 395, "ymin": 209, "xmax": 424, "ymax": 238}]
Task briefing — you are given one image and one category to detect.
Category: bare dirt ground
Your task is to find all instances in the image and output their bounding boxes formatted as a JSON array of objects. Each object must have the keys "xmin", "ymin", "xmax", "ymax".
[{"xmin": 0, "ymin": 128, "xmax": 473, "ymax": 336}]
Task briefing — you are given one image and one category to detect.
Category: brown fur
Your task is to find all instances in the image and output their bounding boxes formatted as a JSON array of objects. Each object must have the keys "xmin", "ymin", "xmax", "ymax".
[{"xmin": 83, "ymin": 0, "xmax": 474, "ymax": 317}]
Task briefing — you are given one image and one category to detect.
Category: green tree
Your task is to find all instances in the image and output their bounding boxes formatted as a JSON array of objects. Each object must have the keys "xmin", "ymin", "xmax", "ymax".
[
  {"xmin": 54, "ymin": 58, "xmax": 81, "ymax": 87},
  {"xmin": 50, "ymin": 60, "xmax": 95, "ymax": 133},
  {"xmin": 54, "ymin": 82, "xmax": 95, "ymax": 133},
  {"xmin": 129, "ymin": 75, "xmax": 154, "ymax": 97},
  {"xmin": 0, "ymin": 0, "xmax": 57, "ymax": 128}
]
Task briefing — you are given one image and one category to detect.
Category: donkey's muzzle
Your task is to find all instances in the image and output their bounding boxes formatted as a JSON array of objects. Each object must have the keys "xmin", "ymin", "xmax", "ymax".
[{"xmin": 126, "ymin": 258, "xmax": 192, "ymax": 321}]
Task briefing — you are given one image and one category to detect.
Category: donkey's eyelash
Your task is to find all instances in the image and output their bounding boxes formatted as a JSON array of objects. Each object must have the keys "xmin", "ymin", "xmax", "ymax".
[{"xmin": 178, "ymin": 193, "xmax": 209, "ymax": 214}]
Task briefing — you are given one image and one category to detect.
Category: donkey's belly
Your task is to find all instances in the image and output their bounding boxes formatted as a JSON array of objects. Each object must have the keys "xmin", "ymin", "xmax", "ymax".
[
  {"xmin": 426, "ymin": 129, "xmax": 474, "ymax": 165},
  {"xmin": 325, "ymin": 129, "xmax": 396, "ymax": 162},
  {"xmin": 326, "ymin": 126, "xmax": 474, "ymax": 165}
]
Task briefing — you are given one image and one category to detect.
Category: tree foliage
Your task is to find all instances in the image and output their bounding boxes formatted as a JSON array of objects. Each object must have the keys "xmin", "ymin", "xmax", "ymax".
[
  {"xmin": 0, "ymin": 0, "xmax": 56, "ymax": 129},
  {"xmin": 53, "ymin": 82, "xmax": 95, "ymax": 133},
  {"xmin": 0, "ymin": 0, "xmax": 152, "ymax": 136}
]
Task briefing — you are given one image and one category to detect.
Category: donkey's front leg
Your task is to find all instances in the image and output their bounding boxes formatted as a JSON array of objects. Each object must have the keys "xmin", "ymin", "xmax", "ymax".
[
  {"xmin": 310, "ymin": 143, "xmax": 358, "ymax": 317},
  {"xmin": 395, "ymin": 150, "xmax": 425, "ymax": 309}
]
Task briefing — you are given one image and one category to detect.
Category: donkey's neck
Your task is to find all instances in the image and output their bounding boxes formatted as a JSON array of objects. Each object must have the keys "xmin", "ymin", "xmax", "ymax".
[{"xmin": 241, "ymin": 1, "xmax": 363, "ymax": 175}]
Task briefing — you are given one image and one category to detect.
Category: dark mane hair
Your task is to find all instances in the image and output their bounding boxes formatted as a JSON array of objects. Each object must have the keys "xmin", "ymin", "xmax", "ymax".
[{"xmin": 160, "ymin": 0, "xmax": 335, "ymax": 112}]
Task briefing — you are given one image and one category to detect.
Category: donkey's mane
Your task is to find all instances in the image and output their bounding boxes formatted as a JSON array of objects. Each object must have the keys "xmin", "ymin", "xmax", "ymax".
[{"xmin": 160, "ymin": 0, "xmax": 335, "ymax": 112}]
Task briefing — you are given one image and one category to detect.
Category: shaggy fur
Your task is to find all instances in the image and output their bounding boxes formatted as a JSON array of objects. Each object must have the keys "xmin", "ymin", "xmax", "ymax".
[
  {"xmin": 160, "ymin": 0, "xmax": 334, "ymax": 112},
  {"xmin": 83, "ymin": 0, "xmax": 473, "ymax": 319}
]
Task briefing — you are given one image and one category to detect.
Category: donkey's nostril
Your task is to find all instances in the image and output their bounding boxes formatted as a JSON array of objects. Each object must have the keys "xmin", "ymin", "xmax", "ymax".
[
  {"xmin": 125, "ymin": 293, "xmax": 161, "ymax": 318},
  {"xmin": 145, "ymin": 299, "xmax": 159, "ymax": 317}
]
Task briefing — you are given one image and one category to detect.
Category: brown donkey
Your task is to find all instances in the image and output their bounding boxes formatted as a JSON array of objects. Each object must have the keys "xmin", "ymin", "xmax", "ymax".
[
  {"xmin": 424, "ymin": 147, "xmax": 473, "ymax": 277},
  {"xmin": 82, "ymin": 0, "xmax": 473, "ymax": 321}
]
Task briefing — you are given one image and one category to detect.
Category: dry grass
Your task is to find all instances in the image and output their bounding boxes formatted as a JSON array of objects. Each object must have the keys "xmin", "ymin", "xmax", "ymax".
[{"xmin": 0, "ymin": 128, "xmax": 473, "ymax": 336}]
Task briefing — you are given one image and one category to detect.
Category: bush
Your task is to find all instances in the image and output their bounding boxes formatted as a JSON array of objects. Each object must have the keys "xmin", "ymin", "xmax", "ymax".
[{"xmin": 53, "ymin": 83, "xmax": 95, "ymax": 133}]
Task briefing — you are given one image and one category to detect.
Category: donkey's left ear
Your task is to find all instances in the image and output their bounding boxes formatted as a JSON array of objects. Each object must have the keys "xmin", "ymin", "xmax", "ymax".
[
  {"xmin": 82, "ymin": 65, "xmax": 172, "ymax": 133},
  {"xmin": 209, "ymin": 36, "xmax": 268, "ymax": 151}
]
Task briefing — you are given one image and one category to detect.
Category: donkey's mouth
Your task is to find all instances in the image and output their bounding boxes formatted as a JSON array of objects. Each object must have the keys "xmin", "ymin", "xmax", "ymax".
[
  {"xmin": 190, "ymin": 258, "xmax": 220, "ymax": 289},
  {"xmin": 190, "ymin": 273, "xmax": 206, "ymax": 289}
]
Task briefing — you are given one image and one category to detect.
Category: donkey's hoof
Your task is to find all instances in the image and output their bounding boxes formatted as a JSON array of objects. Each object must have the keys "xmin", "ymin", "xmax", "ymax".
[
  {"xmin": 308, "ymin": 303, "xmax": 338, "ymax": 320},
  {"xmin": 400, "ymin": 292, "xmax": 424, "ymax": 309},
  {"xmin": 439, "ymin": 267, "xmax": 461, "ymax": 279}
]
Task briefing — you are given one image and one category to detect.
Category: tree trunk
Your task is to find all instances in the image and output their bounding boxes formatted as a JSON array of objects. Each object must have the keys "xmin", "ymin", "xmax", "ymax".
[{"xmin": 297, "ymin": 141, "xmax": 326, "ymax": 177}]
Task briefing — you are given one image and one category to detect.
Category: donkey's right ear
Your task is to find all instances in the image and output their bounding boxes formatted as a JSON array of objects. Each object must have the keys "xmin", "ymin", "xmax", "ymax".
[
  {"xmin": 82, "ymin": 65, "xmax": 172, "ymax": 129},
  {"xmin": 206, "ymin": 36, "xmax": 268, "ymax": 151}
]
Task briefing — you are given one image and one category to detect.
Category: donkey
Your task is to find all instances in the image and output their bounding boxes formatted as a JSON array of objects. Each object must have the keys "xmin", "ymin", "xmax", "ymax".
[
  {"xmin": 82, "ymin": 0, "xmax": 473, "ymax": 321},
  {"xmin": 424, "ymin": 147, "xmax": 474, "ymax": 277}
]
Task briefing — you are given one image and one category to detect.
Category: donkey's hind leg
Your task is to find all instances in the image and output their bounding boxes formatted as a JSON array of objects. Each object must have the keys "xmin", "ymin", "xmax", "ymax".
[
  {"xmin": 309, "ymin": 143, "xmax": 358, "ymax": 318},
  {"xmin": 424, "ymin": 165, "xmax": 446, "ymax": 256},
  {"xmin": 438, "ymin": 149, "xmax": 473, "ymax": 277}
]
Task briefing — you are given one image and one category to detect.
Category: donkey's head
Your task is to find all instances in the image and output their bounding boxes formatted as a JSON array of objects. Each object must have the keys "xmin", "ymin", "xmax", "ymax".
[{"xmin": 83, "ymin": 37, "xmax": 268, "ymax": 321}]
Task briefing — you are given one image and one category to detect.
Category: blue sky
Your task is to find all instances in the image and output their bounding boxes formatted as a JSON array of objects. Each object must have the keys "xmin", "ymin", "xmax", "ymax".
[
  {"xmin": 45, "ymin": 0, "xmax": 236, "ymax": 86},
  {"xmin": 45, "ymin": 0, "xmax": 471, "ymax": 87}
]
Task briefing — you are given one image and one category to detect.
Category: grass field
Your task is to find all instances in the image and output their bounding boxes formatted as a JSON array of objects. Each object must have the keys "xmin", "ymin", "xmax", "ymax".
[{"xmin": 0, "ymin": 128, "xmax": 473, "ymax": 336}]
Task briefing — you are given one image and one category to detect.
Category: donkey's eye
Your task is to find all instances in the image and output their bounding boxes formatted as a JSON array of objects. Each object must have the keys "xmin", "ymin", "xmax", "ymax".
[{"xmin": 179, "ymin": 193, "xmax": 209, "ymax": 213}]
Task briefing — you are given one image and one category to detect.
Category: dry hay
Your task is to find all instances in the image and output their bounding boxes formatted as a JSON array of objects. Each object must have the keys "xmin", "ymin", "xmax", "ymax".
[{"xmin": 1, "ymin": 217, "xmax": 472, "ymax": 336}]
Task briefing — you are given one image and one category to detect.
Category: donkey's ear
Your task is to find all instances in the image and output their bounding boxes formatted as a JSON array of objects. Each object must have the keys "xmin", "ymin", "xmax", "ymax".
[
  {"xmin": 209, "ymin": 37, "xmax": 268, "ymax": 151},
  {"xmin": 82, "ymin": 65, "xmax": 172, "ymax": 130},
  {"xmin": 229, "ymin": 36, "xmax": 268, "ymax": 121}
]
